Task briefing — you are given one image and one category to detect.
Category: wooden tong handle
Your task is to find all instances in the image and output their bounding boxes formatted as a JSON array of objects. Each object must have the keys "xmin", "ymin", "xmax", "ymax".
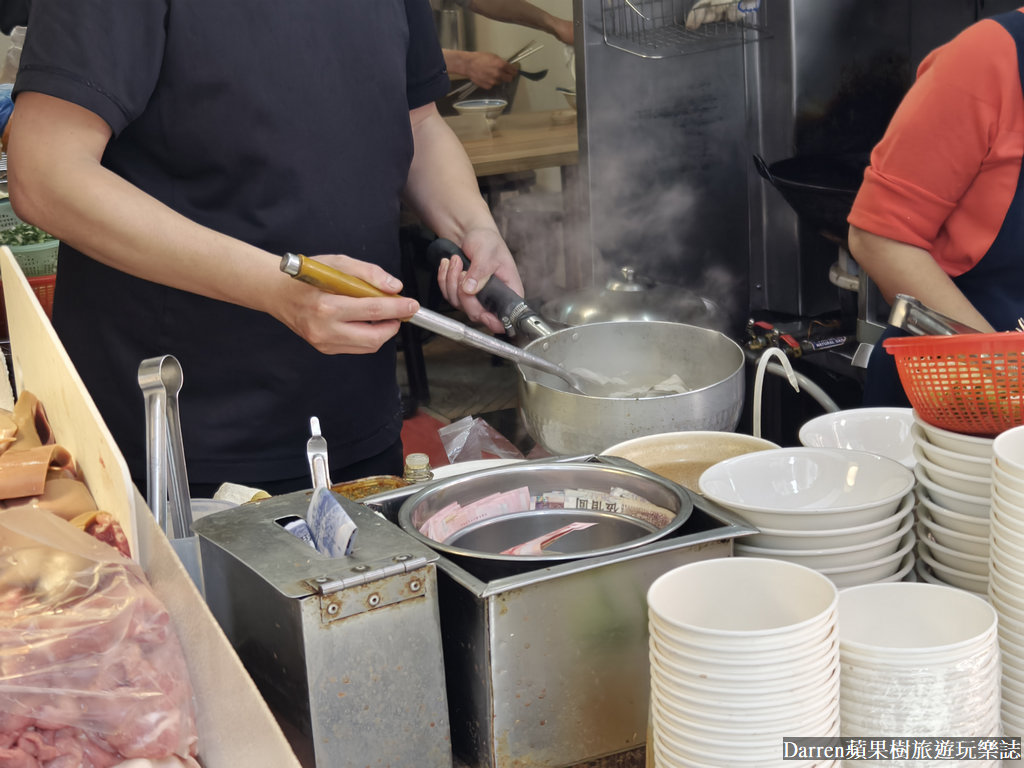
[{"xmin": 279, "ymin": 253, "xmax": 386, "ymax": 299}]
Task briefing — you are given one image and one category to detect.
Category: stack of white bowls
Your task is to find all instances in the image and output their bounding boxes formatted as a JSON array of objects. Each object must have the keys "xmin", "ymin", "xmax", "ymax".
[
  {"xmin": 990, "ymin": 424, "xmax": 1024, "ymax": 737},
  {"xmin": 647, "ymin": 557, "xmax": 840, "ymax": 768},
  {"xmin": 911, "ymin": 413, "xmax": 994, "ymax": 596},
  {"xmin": 799, "ymin": 406, "xmax": 916, "ymax": 470},
  {"xmin": 838, "ymin": 582, "xmax": 1002, "ymax": 767},
  {"xmin": 698, "ymin": 447, "xmax": 917, "ymax": 587}
]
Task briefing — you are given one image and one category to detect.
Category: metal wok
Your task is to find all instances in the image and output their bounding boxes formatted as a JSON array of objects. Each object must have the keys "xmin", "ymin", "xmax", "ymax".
[
  {"xmin": 426, "ymin": 240, "xmax": 747, "ymax": 455},
  {"xmin": 754, "ymin": 153, "xmax": 868, "ymax": 245},
  {"xmin": 517, "ymin": 320, "xmax": 746, "ymax": 455}
]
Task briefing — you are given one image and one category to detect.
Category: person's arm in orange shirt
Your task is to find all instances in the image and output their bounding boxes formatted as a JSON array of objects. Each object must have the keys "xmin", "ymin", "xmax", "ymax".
[{"xmin": 847, "ymin": 225, "xmax": 995, "ymax": 332}]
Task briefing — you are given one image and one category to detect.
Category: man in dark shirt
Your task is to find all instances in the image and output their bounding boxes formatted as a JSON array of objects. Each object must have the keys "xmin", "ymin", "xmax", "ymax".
[{"xmin": 7, "ymin": 0, "xmax": 523, "ymax": 495}]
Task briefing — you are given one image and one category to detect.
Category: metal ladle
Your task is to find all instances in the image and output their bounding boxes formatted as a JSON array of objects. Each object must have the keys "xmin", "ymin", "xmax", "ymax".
[{"xmin": 279, "ymin": 253, "xmax": 594, "ymax": 395}]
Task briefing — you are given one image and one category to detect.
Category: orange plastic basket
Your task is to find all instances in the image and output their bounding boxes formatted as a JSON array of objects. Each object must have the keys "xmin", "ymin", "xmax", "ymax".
[
  {"xmin": 884, "ymin": 332, "xmax": 1024, "ymax": 436},
  {"xmin": 0, "ymin": 273, "xmax": 55, "ymax": 338}
]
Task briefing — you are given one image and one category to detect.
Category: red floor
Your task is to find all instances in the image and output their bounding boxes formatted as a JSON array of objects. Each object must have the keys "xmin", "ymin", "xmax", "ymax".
[{"xmin": 400, "ymin": 409, "xmax": 451, "ymax": 469}]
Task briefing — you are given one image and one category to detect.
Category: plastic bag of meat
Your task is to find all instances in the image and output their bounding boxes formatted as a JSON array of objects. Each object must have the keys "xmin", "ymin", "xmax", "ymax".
[{"xmin": 0, "ymin": 508, "xmax": 201, "ymax": 768}]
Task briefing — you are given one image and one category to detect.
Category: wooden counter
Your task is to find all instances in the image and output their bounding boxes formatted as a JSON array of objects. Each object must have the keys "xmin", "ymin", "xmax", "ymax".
[{"xmin": 447, "ymin": 109, "xmax": 579, "ymax": 177}]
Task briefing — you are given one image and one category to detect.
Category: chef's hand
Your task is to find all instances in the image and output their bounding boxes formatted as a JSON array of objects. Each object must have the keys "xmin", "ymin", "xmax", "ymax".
[
  {"xmin": 436, "ymin": 228, "xmax": 524, "ymax": 335},
  {"xmin": 277, "ymin": 253, "xmax": 419, "ymax": 355},
  {"xmin": 464, "ymin": 51, "xmax": 519, "ymax": 90}
]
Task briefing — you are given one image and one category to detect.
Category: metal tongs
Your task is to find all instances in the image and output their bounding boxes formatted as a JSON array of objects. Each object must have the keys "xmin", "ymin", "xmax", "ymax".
[
  {"xmin": 447, "ymin": 39, "xmax": 545, "ymax": 100},
  {"xmin": 138, "ymin": 354, "xmax": 193, "ymax": 540},
  {"xmin": 888, "ymin": 294, "xmax": 984, "ymax": 337},
  {"xmin": 279, "ymin": 252, "xmax": 593, "ymax": 394}
]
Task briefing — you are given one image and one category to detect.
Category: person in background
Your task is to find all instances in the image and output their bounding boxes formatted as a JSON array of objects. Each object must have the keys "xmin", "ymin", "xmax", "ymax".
[
  {"xmin": 7, "ymin": 2, "xmax": 524, "ymax": 497},
  {"xmin": 440, "ymin": 0, "xmax": 574, "ymax": 90},
  {"xmin": 847, "ymin": 7, "xmax": 1024, "ymax": 407}
]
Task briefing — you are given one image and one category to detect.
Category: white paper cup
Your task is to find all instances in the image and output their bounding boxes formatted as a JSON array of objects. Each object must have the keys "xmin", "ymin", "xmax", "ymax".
[
  {"xmin": 838, "ymin": 582, "xmax": 998, "ymax": 662},
  {"xmin": 647, "ymin": 557, "xmax": 838, "ymax": 645}
]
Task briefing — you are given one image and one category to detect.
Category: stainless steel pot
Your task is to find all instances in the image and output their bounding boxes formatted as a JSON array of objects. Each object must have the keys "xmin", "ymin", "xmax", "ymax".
[
  {"xmin": 518, "ymin": 321, "xmax": 746, "ymax": 455},
  {"xmin": 424, "ymin": 240, "xmax": 747, "ymax": 455},
  {"xmin": 396, "ymin": 458, "xmax": 694, "ymax": 581}
]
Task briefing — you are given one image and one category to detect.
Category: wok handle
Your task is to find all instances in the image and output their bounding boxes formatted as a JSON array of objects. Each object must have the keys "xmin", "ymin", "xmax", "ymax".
[
  {"xmin": 426, "ymin": 237, "xmax": 554, "ymax": 340},
  {"xmin": 752, "ymin": 154, "xmax": 774, "ymax": 184}
]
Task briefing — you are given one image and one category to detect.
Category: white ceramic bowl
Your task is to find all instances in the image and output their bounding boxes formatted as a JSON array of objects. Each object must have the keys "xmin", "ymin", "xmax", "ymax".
[
  {"xmin": 452, "ymin": 98, "xmax": 507, "ymax": 121},
  {"xmin": 914, "ymin": 464, "xmax": 991, "ymax": 517},
  {"xmin": 916, "ymin": 545, "xmax": 989, "ymax": 594},
  {"xmin": 600, "ymin": 430, "xmax": 778, "ymax": 492},
  {"xmin": 914, "ymin": 412, "xmax": 995, "ymax": 458},
  {"xmin": 647, "ymin": 557, "xmax": 838, "ymax": 641},
  {"xmin": 911, "ymin": 423, "xmax": 992, "ymax": 477},
  {"xmin": 735, "ymin": 513, "xmax": 914, "ymax": 569},
  {"xmin": 798, "ymin": 407, "xmax": 915, "ymax": 468},
  {"xmin": 913, "ymin": 443, "xmax": 992, "ymax": 497},
  {"xmin": 698, "ymin": 448, "xmax": 915, "ymax": 530},
  {"xmin": 918, "ymin": 505, "xmax": 990, "ymax": 557},
  {"xmin": 918, "ymin": 492, "xmax": 990, "ymax": 536},
  {"xmin": 917, "ymin": 526, "xmax": 989, "ymax": 576},
  {"xmin": 817, "ymin": 530, "xmax": 916, "ymax": 588},
  {"xmin": 875, "ymin": 549, "xmax": 917, "ymax": 583},
  {"xmin": 744, "ymin": 492, "xmax": 914, "ymax": 550},
  {"xmin": 994, "ymin": 425, "xmax": 1024, "ymax": 477}
]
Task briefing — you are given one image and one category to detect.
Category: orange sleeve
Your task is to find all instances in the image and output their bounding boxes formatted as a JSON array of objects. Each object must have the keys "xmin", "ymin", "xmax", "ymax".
[{"xmin": 848, "ymin": 15, "xmax": 1024, "ymax": 276}]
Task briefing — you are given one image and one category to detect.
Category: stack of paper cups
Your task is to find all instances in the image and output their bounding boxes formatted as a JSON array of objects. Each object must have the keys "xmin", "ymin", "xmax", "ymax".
[
  {"xmin": 646, "ymin": 557, "xmax": 840, "ymax": 768},
  {"xmin": 990, "ymin": 425, "xmax": 1024, "ymax": 736},
  {"xmin": 838, "ymin": 582, "xmax": 1002, "ymax": 767}
]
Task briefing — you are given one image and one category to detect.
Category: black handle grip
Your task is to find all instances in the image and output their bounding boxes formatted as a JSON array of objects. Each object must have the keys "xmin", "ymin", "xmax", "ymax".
[{"xmin": 425, "ymin": 237, "xmax": 527, "ymax": 323}]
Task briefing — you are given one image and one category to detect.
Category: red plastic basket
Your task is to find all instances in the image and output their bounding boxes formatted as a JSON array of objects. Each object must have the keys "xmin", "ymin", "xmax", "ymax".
[
  {"xmin": 884, "ymin": 333, "xmax": 1024, "ymax": 436},
  {"xmin": 0, "ymin": 273, "xmax": 55, "ymax": 338}
]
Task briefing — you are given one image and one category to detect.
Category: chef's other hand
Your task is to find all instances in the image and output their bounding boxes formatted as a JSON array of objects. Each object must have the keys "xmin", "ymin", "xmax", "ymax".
[
  {"xmin": 278, "ymin": 253, "xmax": 419, "ymax": 355},
  {"xmin": 466, "ymin": 51, "xmax": 518, "ymax": 90},
  {"xmin": 437, "ymin": 228, "xmax": 524, "ymax": 335}
]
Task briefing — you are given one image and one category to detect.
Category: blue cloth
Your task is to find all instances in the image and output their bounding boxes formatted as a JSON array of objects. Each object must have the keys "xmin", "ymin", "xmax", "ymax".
[{"xmin": 0, "ymin": 83, "xmax": 13, "ymax": 135}]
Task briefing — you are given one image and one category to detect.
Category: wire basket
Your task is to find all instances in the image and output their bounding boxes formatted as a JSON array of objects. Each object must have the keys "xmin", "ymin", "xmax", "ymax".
[
  {"xmin": 884, "ymin": 333, "xmax": 1024, "ymax": 436},
  {"xmin": 601, "ymin": 0, "xmax": 768, "ymax": 58},
  {"xmin": 0, "ymin": 199, "xmax": 59, "ymax": 276}
]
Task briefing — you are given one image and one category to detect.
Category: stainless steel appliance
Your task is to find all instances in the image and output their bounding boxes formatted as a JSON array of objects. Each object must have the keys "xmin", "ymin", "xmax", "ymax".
[
  {"xmin": 365, "ymin": 458, "xmax": 754, "ymax": 768},
  {"xmin": 572, "ymin": 0, "xmax": 1019, "ymax": 370},
  {"xmin": 193, "ymin": 495, "xmax": 452, "ymax": 768},
  {"xmin": 195, "ymin": 459, "xmax": 755, "ymax": 768}
]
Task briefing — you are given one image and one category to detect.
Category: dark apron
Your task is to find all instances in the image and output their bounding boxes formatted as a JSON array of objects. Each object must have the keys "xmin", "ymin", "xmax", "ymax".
[{"xmin": 863, "ymin": 9, "xmax": 1024, "ymax": 407}]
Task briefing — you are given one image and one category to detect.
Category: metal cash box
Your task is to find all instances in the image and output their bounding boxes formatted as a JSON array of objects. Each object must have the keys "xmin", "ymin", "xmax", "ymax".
[{"xmin": 193, "ymin": 493, "xmax": 451, "ymax": 768}]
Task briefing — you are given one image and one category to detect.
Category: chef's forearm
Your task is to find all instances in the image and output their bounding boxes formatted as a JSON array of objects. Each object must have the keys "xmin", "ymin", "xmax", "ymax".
[
  {"xmin": 468, "ymin": 0, "xmax": 564, "ymax": 40},
  {"xmin": 403, "ymin": 104, "xmax": 500, "ymax": 244},
  {"xmin": 848, "ymin": 225, "xmax": 995, "ymax": 333}
]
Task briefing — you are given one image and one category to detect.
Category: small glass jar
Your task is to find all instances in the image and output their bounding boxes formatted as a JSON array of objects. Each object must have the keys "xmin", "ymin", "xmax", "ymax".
[{"xmin": 403, "ymin": 452, "xmax": 434, "ymax": 483}]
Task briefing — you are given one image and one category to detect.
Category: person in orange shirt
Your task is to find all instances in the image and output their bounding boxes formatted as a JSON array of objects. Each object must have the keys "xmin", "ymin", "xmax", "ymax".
[{"xmin": 848, "ymin": 8, "xmax": 1024, "ymax": 406}]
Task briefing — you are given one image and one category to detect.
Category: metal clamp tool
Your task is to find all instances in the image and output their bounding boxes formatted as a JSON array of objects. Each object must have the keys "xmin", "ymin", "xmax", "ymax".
[{"xmin": 138, "ymin": 354, "xmax": 193, "ymax": 539}]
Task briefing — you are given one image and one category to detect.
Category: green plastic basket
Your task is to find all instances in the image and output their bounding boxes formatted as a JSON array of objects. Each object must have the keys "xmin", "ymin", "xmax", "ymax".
[{"xmin": 0, "ymin": 199, "xmax": 58, "ymax": 276}]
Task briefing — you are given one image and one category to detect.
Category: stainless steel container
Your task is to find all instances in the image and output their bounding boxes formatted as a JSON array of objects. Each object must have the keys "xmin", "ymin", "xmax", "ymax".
[
  {"xmin": 193, "ymin": 493, "xmax": 451, "ymax": 768},
  {"xmin": 365, "ymin": 457, "xmax": 755, "ymax": 768},
  {"xmin": 518, "ymin": 322, "xmax": 747, "ymax": 456},
  {"xmin": 397, "ymin": 459, "xmax": 694, "ymax": 581}
]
